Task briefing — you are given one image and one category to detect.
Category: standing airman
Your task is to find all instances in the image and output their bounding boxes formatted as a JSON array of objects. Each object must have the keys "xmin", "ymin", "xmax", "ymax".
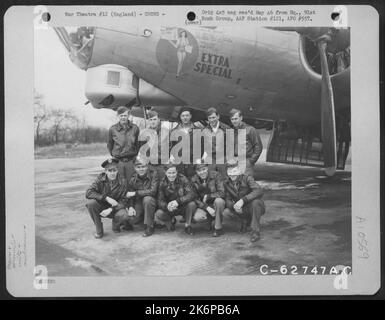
[
  {"xmin": 229, "ymin": 108, "xmax": 263, "ymax": 177},
  {"xmin": 107, "ymin": 106, "xmax": 140, "ymax": 180},
  {"xmin": 201, "ymin": 107, "xmax": 231, "ymax": 177},
  {"xmin": 170, "ymin": 107, "xmax": 201, "ymax": 178},
  {"xmin": 139, "ymin": 110, "xmax": 169, "ymax": 180}
]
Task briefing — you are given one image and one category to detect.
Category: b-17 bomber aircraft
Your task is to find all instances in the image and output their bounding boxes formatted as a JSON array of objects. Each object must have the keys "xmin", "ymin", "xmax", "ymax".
[{"xmin": 54, "ymin": 25, "xmax": 350, "ymax": 176}]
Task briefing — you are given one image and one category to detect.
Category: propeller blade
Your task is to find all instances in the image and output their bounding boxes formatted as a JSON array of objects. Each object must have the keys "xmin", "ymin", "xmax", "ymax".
[{"xmin": 317, "ymin": 39, "xmax": 337, "ymax": 176}]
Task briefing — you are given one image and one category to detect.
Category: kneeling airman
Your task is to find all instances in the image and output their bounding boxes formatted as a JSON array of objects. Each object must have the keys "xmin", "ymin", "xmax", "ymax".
[
  {"xmin": 190, "ymin": 160, "xmax": 226, "ymax": 237},
  {"xmin": 125, "ymin": 156, "xmax": 159, "ymax": 237},
  {"xmin": 223, "ymin": 159, "xmax": 265, "ymax": 242},
  {"xmin": 155, "ymin": 163, "xmax": 197, "ymax": 235},
  {"xmin": 85, "ymin": 158, "xmax": 130, "ymax": 239}
]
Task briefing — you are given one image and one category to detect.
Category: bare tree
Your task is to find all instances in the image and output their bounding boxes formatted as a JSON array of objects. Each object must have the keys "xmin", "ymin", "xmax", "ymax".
[
  {"xmin": 33, "ymin": 91, "xmax": 48, "ymax": 146},
  {"xmin": 33, "ymin": 95, "xmax": 111, "ymax": 146},
  {"xmin": 49, "ymin": 108, "xmax": 77, "ymax": 144}
]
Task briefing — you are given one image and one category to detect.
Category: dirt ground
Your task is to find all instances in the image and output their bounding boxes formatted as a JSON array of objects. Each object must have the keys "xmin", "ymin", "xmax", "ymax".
[{"xmin": 35, "ymin": 151, "xmax": 352, "ymax": 276}]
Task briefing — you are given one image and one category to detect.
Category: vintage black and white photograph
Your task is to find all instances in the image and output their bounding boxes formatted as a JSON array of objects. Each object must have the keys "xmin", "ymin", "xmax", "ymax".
[
  {"xmin": 34, "ymin": 23, "xmax": 352, "ymax": 276},
  {"xmin": 4, "ymin": 5, "xmax": 380, "ymax": 296}
]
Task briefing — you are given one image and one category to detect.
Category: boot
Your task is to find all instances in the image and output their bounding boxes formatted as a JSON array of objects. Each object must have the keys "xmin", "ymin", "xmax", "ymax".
[
  {"xmin": 143, "ymin": 225, "xmax": 154, "ymax": 237},
  {"xmin": 170, "ymin": 217, "xmax": 177, "ymax": 231},
  {"xmin": 122, "ymin": 222, "xmax": 133, "ymax": 231},
  {"xmin": 184, "ymin": 225, "xmax": 195, "ymax": 236},
  {"xmin": 94, "ymin": 232, "xmax": 103, "ymax": 239},
  {"xmin": 250, "ymin": 230, "xmax": 261, "ymax": 242},
  {"xmin": 239, "ymin": 221, "xmax": 248, "ymax": 233},
  {"xmin": 212, "ymin": 228, "xmax": 224, "ymax": 237}
]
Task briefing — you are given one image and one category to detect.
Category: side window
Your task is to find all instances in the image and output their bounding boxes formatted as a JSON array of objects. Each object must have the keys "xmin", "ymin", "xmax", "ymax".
[{"xmin": 107, "ymin": 71, "xmax": 121, "ymax": 87}]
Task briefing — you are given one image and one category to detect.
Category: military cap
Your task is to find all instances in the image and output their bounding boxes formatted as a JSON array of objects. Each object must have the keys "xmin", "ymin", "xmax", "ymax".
[
  {"xmin": 163, "ymin": 159, "xmax": 177, "ymax": 171},
  {"xmin": 194, "ymin": 158, "xmax": 208, "ymax": 171},
  {"xmin": 101, "ymin": 157, "xmax": 119, "ymax": 168},
  {"xmin": 117, "ymin": 106, "xmax": 130, "ymax": 115},
  {"xmin": 147, "ymin": 110, "xmax": 159, "ymax": 119},
  {"xmin": 134, "ymin": 155, "xmax": 149, "ymax": 166},
  {"xmin": 226, "ymin": 158, "xmax": 239, "ymax": 169}
]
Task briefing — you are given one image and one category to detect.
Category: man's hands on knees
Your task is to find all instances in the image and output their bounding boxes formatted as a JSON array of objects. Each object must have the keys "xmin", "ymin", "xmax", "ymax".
[
  {"xmin": 126, "ymin": 191, "xmax": 136, "ymax": 198},
  {"xmin": 127, "ymin": 207, "xmax": 136, "ymax": 217},
  {"xmin": 100, "ymin": 207, "xmax": 113, "ymax": 217},
  {"xmin": 207, "ymin": 207, "xmax": 215, "ymax": 217},
  {"xmin": 167, "ymin": 200, "xmax": 179, "ymax": 212},
  {"xmin": 202, "ymin": 193, "xmax": 215, "ymax": 216},
  {"xmin": 106, "ymin": 196, "xmax": 118, "ymax": 207},
  {"xmin": 234, "ymin": 199, "xmax": 244, "ymax": 213}
]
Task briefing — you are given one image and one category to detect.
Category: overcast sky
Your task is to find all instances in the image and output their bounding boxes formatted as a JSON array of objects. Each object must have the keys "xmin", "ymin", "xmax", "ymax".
[{"xmin": 34, "ymin": 28, "xmax": 117, "ymax": 128}]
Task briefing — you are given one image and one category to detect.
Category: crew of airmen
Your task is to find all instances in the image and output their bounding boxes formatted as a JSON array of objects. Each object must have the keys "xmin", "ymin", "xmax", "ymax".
[{"xmin": 86, "ymin": 106, "xmax": 265, "ymax": 242}]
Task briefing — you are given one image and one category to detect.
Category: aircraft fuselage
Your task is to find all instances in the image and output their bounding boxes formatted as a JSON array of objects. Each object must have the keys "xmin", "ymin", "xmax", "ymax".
[{"xmin": 59, "ymin": 26, "xmax": 349, "ymax": 126}]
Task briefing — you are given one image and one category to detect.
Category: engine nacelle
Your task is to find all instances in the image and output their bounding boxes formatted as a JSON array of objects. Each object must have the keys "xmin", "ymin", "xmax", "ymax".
[
  {"xmin": 298, "ymin": 30, "xmax": 350, "ymax": 80},
  {"xmin": 85, "ymin": 64, "xmax": 183, "ymax": 109}
]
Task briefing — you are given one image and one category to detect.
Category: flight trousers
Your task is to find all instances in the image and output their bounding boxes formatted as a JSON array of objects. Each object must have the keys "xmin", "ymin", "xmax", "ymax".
[
  {"xmin": 127, "ymin": 196, "xmax": 157, "ymax": 227},
  {"xmin": 117, "ymin": 158, "xmax": 135, "ymax": 181},
  {"xmin": 155, "ymin": 201, "xmax": 197, "ymax": 229},
  {"xmin": 193, "ymin": 198, "xmax": 225, "ymax": 230},
  {"xmin": 86, "ymin": 199, "xmax": 129, "ymax": 235},
  {"xmin": 223, "ymin": 198, "xmax": 265, "ymax": 232}
]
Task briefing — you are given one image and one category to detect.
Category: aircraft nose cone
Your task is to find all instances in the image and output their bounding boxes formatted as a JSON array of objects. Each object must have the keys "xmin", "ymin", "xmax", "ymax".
[{"xmin": 54, "ymin": 27, "xmax": 95, "ymax": 70}]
